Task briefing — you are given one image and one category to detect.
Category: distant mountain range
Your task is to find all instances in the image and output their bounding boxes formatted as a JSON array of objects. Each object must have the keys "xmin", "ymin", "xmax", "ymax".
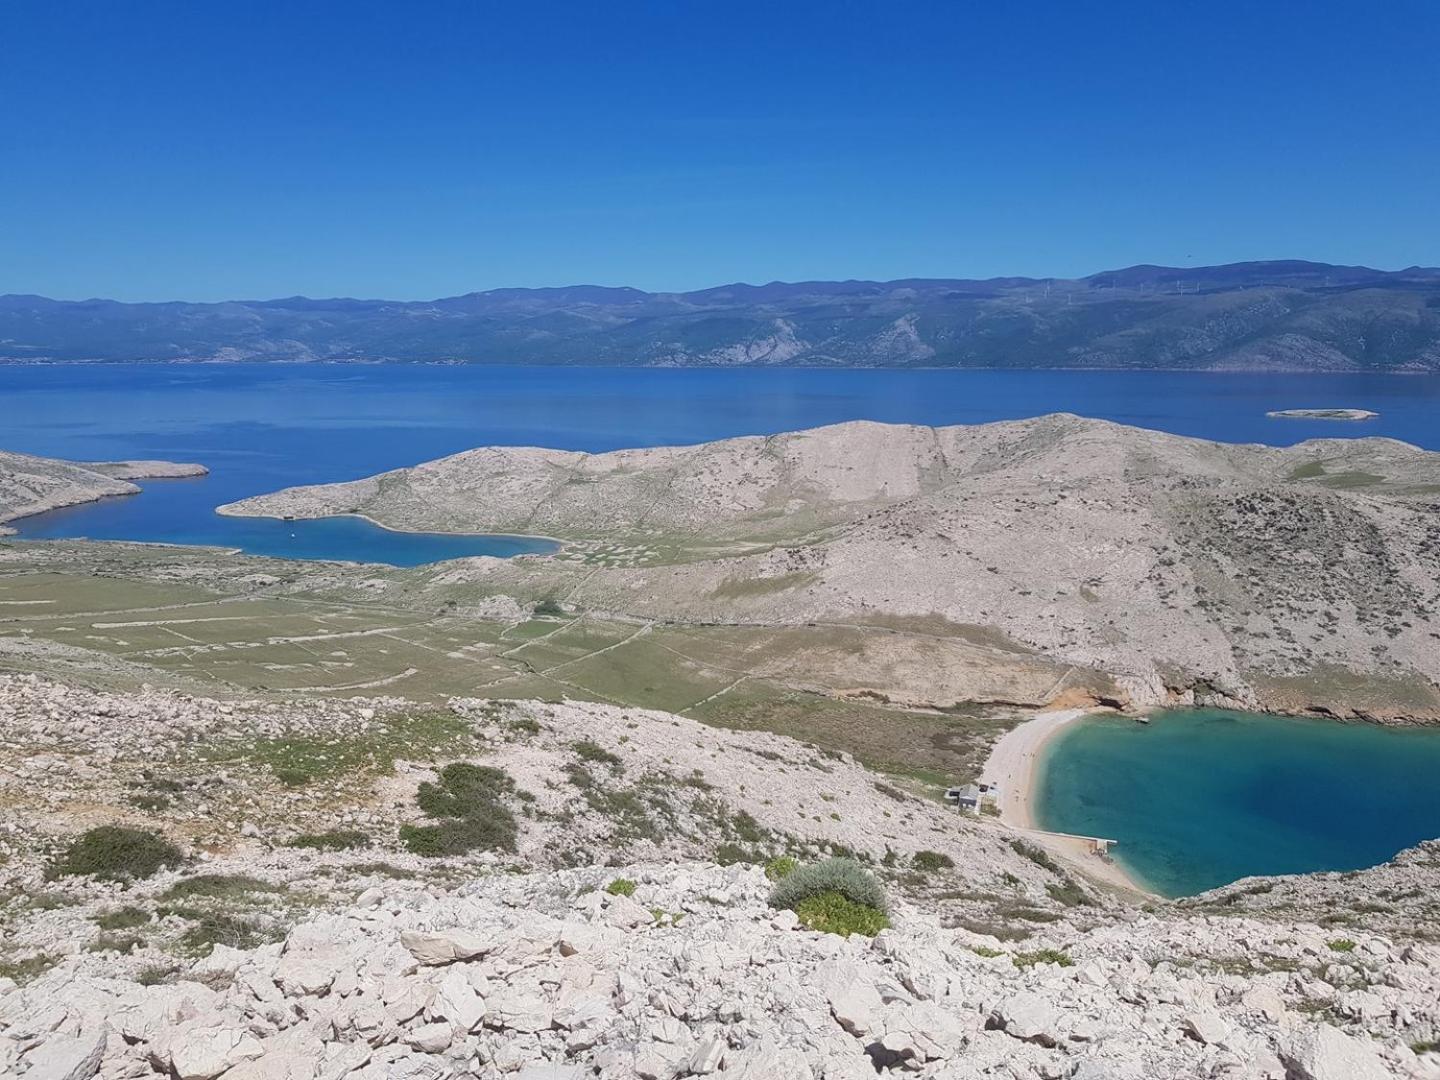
[{"xmin": 4, "ymin": 260, "xmax": 1440, "ymax": 370}]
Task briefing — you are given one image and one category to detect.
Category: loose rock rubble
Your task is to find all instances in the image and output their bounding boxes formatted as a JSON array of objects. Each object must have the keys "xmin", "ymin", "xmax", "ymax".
[{"xmin": 6, "ymin": 863, "xmax": 1440, "ymax": 1079}]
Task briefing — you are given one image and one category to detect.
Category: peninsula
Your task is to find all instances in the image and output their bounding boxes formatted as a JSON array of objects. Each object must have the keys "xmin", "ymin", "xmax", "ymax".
[
  {"xmin": 0, "ymin": 450, "xmax": 207, "ymax": 535},
  {"xmin": 219, "ymin": 414, "xmax": 1440, "ymax": 724}
]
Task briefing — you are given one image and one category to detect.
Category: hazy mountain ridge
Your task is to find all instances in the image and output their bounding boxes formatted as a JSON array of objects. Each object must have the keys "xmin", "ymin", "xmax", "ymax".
[{"xmin": 6, "ymin": 260, "xmax": 1440, "ymax": 370}]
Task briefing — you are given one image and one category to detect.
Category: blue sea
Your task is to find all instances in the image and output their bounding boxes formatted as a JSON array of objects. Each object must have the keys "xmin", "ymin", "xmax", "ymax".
[
  {"xmin": 3, "ymin": 363, "xmax": 1439, "ymax": 565},
  {"xmin": 1037, "ymin": 710, "xmax": 1440, "ymax": 897}
]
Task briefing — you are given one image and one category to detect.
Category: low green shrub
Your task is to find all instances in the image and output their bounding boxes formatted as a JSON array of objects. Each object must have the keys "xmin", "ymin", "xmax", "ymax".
[
  {"xmin": 913, "ymin": 850, "xmax": 954, "ymax": 873},
  {"xmin": 1009, "ymin": 839, "xmax": 1062, "ymax": 875},
  {"xmin": 403, "ymin": 762, "xmax": 518, "ymax": 857},
  {"xmin": 794, "ymin": 891, "xmax": 890, "ymax": 937},
  {"xmin": 287, "ymin": 829, "xmax": 372, "ymax": 851},
  {"xmin": 0, "ymin": 954, "xmax": 55, "ymax": 984},
  {"xmin": 45, "ymin": 826, "xmax": 184, "ymax": 883},
  {"xmin": 768, "ymin": 857, "xmax": 887, "ymax": 914},
  {"xmin": 714, "ymin": 843, "xmax": 758, "ymax": 866},
  {"xmin": 605, "ymin": 877, "xmax": 637, "ymax": 897},
  {"xmin": 94, "ymin": 906, "xmax": 150, "ymax": 931},
  {"xmin": 572, "ymin": 740, "xmax": 623, "ymax": 769},
  {"xmin": 533, "ymin": 597, "xmax": 565, "ymax": 616},
  {"xmin": 764, "ymin": 855, "xmax": 798, "ymax": 881},
  {"xmin": 1014, "ymin": 948, "xmax": 1074, "ymax": 968},
  {"xmin": 1045, "ymin": 879, "xmax": 1094, "ymax": 907},
  {"xmin": 162, "ymin": 874, "xmax": 282, "ymax": 901},
  {"xmin": 1327, "ymin": 938, "xmax": 1357, "ymax": 953}
]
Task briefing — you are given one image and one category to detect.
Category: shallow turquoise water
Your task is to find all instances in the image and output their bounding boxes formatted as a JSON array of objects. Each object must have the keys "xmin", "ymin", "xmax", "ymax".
[{"xmin": 1036, "ymin": 709, "xmax": 1440, "ymax": 897}]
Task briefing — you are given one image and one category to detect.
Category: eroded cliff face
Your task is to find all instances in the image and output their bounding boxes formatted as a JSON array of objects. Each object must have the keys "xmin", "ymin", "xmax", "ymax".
[{"xmin": 220, "ymin": 416, "xmax": 1440, "ymax": 722}]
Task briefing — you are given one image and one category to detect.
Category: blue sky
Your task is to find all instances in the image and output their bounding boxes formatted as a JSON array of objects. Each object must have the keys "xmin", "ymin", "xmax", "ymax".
[{"xmin": 2, "ymin": 0, "xmax": 1437, "ymax": 301}]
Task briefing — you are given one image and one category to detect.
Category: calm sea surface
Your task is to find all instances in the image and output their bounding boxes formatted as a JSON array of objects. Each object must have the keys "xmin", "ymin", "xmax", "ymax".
[
  {"xmin": 3, "ymin": 364, "xmax": 1438, "ymax": 565},
  {"xmin": 1037, "ymin": 710, "xmax": 1440, "ymax": 896}
]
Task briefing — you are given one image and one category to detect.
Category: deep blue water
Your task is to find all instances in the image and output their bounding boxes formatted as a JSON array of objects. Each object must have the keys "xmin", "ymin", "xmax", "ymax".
[
  {"xmin": 1037, "ymin": 710, "xmax": 1440, "ymax": 897},
  {"xmin": 2, "ymin": 363, "xmax": 1439, "ymax": 565}
]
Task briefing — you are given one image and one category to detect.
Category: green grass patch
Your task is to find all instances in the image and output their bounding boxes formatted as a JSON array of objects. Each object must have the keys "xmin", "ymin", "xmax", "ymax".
[
  {"xmin": 203, "ymin": 709, "xmax": 475, "ymax": 787},
  {"xmin": 605, "ymin": 878, "xmax": 637, "ymax": 897},
  {"xmin": 162, "ymin": 874, "xmax": 284, "ymax": 901},
  {"xmin": 794, "ymin": 891, "xmax": 890, "ymax": 937},
  {"xmin": 1327, "ymin": 938, "xmax": 1358, "ymax": 953}
]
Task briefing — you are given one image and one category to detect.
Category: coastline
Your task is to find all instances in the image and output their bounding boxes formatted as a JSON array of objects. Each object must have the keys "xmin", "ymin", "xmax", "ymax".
[{"xmin": 983, "ymin": 707, "xmax": 1155, "ymax": 896}]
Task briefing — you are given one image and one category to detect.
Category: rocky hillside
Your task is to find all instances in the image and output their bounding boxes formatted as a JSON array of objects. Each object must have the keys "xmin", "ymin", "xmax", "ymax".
[
  {"xmin": 5, "ymin": 260, "xmax": 1440, "ymax": 370},
  {"xmin": 4, "ymin": 675, "xmax": 1440, "ymax": 1079},
  {"xmin": 221, "ymin": 415, "xmax": 1440, "ymax": 721},
  {"xmin": 0, "ymin": 451, "xmax": 206, "ymax": 535}
]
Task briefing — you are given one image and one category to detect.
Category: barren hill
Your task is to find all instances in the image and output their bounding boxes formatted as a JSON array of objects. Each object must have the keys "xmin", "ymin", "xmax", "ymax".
[{"xmin": 221, "ymin": 416, "xmax": 1440, "ymax": 720}]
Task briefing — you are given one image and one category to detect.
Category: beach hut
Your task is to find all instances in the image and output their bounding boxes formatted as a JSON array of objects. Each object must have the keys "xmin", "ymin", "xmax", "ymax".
[{"xmin": 945, "ymin": 783, "xmax": 983, "ymax": 814}]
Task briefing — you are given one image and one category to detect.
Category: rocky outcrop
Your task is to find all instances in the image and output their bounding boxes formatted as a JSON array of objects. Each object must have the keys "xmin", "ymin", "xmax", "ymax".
[{"xmin": 5, "ymin": 862, "xmax": 1440, "ymax": 1079}]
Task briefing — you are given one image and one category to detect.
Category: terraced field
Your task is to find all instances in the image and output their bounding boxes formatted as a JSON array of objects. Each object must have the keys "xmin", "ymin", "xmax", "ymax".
[{"xmin": 0, "ymin": 560, "xmax": 1044, "ymax": 784}]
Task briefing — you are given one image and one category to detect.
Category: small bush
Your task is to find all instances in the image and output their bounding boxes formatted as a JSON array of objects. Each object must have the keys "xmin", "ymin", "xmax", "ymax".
[
  {"xmin": 95, "ymin": 906, "xmax": 150, "ymax": 931},
  {"xmin": 764, "ymin": 855, "xmax": 798, "ymax": 881},
  {"xmin": 136, "ymin": 964, "xmax": 179, "ymax": 986},
  {"xmin": 1327, "ymin": 938, "xmax": 1357, "ymax": 953},
  {"xmin": 769, "ymin": 857, "xmax": 887, "ymax": 914},
  {"xmin": 913, "ymin": 850, "xmax": 954, "ymax": 874},
  {"xmin": 403, "ymin": 761, "xmax": 519, "ymax": 857},
  {"xmin": 179, "ymin": 913, "xmax": 268, "ymax": 956},
  {"xmin": 287, "ymin": 829, "xmax": 372, "ymax": 851},
  {"xmin": 970, "ymin": 945, "xmax": 1004, "ymax": 958},
  {"xmin": 1045, "ymin": 879, "xmax": 1094, "ymax": 907},
  {"xmin": 401, "ymin": 816, "xmax": 514, "ymax": 857},
  {"xmin": 714, "ymin": 843, "xmax": 758, "ymax": 866},
  {"xmin": 1010, "ymin": 839, "xmax": 1062, "ymax": 876},
  {"xmin": 534, "ymin": 597, "xmax": 566, "ymax": 616},
  {"xmin": 87, "ymin": 932, "xmax": 143, "ymax": 954},
  {"xmin": 0, "ymin": 954, "xmax": 55, "ymax": 984},
  {"xmin": 45, "ymin": 826, "xmax": 184, "ymax": 883},
  {"xmin": 605, "ymin": 878, "xmax": 637, "ymax": 897},
  {"xmin": 572, "ymin": 740, "xmax": 623, "ymax": 769},
  {"xmin": 1013, "ymin": 948, "xmax": 1074, "ymax": 969},
  {"xmin": 794, "ymin": 891, "xmax": 890, "ymax": 937}
]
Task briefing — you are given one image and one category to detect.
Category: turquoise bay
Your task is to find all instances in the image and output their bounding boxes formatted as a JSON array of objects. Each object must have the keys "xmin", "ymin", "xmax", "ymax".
[{"xmin": 1036, "ymin": 709, "xmax": 1440, "ymax": 897}]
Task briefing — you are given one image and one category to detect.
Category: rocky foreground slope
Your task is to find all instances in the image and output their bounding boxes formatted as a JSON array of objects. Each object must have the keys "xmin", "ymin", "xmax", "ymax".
[
  {"xmin": 3, "ymin": 676, "xmax": 1440, "ymax": 1079},
  {"xmin": 0, "ymin": 451, "xmax": 206, "ymax": 535},
  {"xmin": 222, "ymin": 415, "xmax": 1440, "ymax": 721}
]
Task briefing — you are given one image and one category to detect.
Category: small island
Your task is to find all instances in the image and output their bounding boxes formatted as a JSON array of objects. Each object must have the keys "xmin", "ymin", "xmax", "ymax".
[{"xmin": 1266, "ymin": 408, "xmax": 1379, "ymax": 421}]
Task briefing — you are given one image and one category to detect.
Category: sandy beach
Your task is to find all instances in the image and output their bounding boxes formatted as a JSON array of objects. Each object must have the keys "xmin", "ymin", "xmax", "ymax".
[{"xmin": 983, "ymin": 707, "xmax": 1153, "ymax": 895}]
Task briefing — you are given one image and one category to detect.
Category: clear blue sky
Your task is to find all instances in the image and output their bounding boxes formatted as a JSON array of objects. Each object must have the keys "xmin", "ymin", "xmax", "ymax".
[{"xmin": 2, "ymin": 0, "xmax": 1436, "ymax": 301}]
